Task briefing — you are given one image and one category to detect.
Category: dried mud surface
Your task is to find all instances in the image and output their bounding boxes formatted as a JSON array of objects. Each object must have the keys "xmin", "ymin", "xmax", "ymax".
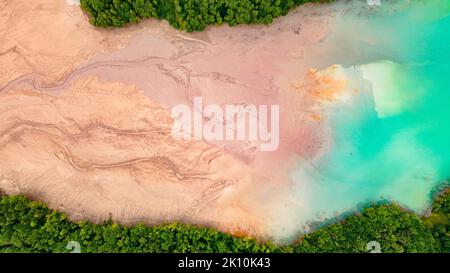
[{"xmin": 0, "ymin": 0, "xmax": 344, "ymax": 238}]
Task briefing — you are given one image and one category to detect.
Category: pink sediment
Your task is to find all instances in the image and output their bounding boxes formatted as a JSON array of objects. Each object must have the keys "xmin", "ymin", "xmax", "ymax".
[{"xmin": 0, "ymin": 0, "xmax": 349, "ymax": 239}]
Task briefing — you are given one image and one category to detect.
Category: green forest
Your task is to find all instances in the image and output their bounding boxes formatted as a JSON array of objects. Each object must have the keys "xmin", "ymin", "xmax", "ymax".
[
  {"xmin": 80, "ymin": 0, "xmax": 334, "ymax": 32},
  {"xmin": 0, "ymin": 189, "xmax": 448, "ymax": 253}
]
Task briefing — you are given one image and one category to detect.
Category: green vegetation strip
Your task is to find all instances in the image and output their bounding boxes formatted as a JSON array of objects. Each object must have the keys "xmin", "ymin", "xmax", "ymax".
[
  {"xmin": 80, "ymin": 0, "xmax": 334, "ymax": 32},
  {"xmin": 0, "ymin": 189, "xmax": 448, "ymax": 253}
]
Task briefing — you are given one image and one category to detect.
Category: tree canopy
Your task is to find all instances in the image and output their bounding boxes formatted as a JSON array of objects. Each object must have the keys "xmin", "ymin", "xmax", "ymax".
[
  {"xmin": 80, "ymin": 0, "xmax": 334, "ymax": 32},
  {"xmin": 293, "ymin": 205, "xmax": 438, "ymax": 253},
  {"xmin": 0, "ymin": 189, "xmax": 448, "ymax": 253}
]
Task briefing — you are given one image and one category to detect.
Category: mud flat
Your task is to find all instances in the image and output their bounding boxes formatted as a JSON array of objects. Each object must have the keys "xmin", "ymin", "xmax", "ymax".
[{"xmin": 0, "ymin": 0, "xmax": 377, "ymax": 240}]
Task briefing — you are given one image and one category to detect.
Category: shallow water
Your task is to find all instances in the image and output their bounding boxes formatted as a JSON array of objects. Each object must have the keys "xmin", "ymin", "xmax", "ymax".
[{"xmin": 289, "ymin": 0, "xmax": 450, "ymax": 237}]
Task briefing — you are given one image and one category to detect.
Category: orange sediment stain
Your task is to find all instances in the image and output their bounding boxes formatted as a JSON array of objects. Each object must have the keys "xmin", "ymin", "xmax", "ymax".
[
  {"xmin": 293, "ymin": 65, "xmax": 349, "ymax": 102},
  {"xmin": 310, "ymin": 113, "xmax": 322, "ymax": 121},
  {"xmin": 231, "ymin": 229, "xmax": 249, "ymax": 238}
]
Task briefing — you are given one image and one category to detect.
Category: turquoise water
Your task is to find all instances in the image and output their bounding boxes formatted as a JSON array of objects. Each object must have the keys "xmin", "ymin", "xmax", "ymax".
[{"xmin": 291, "ymin": 0, "xmax": 450, "ymax": 226}]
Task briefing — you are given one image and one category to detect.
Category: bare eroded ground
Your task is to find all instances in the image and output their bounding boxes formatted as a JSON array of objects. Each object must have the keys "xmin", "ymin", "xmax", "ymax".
[{"xmin": 0, "ymin": 0, "xmax": 348, "ymax": 239}]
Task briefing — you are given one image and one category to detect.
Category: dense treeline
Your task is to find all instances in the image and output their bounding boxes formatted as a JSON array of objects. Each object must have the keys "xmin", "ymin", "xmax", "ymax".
[
  {"xmin": 423, "ymin": 189, "xmax": 450, "ymax": 252},
  {"xmin": 0, "ymin": 195, "xmax": 275, "ymax": 253},
  {"xmin": 294, "ymin": 205, "xmax": 437, "ymax": 253},
  {"xmin": 80, "ymin": 0, "xmax": 334, "ymax": 32},
  {"xmin": 0, "ymin": 189, "xmax": 448, "ymax": 253}
]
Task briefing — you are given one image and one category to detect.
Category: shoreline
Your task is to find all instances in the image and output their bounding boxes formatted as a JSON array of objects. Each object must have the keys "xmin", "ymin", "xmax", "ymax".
[{"xmin": 1, "ymin": 184, "xmax": 448, "ymax": 252}]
